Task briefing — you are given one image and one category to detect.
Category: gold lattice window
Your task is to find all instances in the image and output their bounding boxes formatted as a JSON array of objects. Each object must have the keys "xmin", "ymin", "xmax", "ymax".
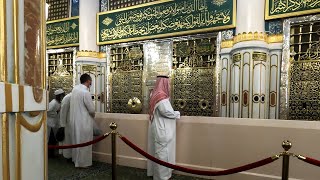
[
  {"xmin": 46, "ymin": 0, "xmax": 69, "ymax": 21},
  {"xmin": 172, "ymin": 37, "xmax": 216, "ymax": 116},
  {"xmin": 109, "ymin": 0, "xmax": 158, "ymax": 10},
  {"xmin": 48, "ymin": 52, "xmax": 74, "ymax": 76},
  {"xmin": 289, "ymin": 20, "xmax": 320, "ymax": 120},
  {"xmin": 173, "ymin": 38, "xmax": 216, "ymax": 68},
  {"xmin": 110, "ymin": 45, "xmax": 144, "ymax": 72}
]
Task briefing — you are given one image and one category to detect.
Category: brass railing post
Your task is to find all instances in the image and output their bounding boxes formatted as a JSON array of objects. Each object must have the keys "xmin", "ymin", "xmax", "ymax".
[
  {"xmin": 110, "ymin": 122, "xmax": 118, "ymax": 180},
  {"xmin": 281, "ymin": 140, "xmax": 292, "ymax": 180}
]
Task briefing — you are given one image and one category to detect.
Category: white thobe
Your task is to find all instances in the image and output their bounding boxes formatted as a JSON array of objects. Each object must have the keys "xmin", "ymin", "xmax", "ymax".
[
  {"xmin": 59, "ymin": 93, "xmax": 72, "ymax": 158},
  {"xmin": 147, "ymin": 99, "xmax": 180, "ymax": 180},
  {"xmin": 70, "ymin": 84, "xmax": 95, "ymax": 167},
  {"xmin": 47, "ymin": 99, "xmax": 61, "ymax": 141}
]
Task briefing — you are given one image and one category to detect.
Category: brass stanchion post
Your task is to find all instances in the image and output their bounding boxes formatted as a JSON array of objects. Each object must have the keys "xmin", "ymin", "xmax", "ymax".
[
  {"xmin": 110, "ymin": 122, "xmax": 118, "ymax": 180},
  {"xmin": 281, "ymin": 140, "xmax": 292, "ymax": 180}
]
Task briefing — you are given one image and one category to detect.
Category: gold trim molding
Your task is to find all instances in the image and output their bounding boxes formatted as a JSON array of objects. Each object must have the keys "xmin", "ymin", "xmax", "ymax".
[
  {"xmin": 0, "ymin": 0, "xmax": 7, "ymax": 82},
  {"xmin": 221, "ymin": 32, "xmax": 284, "ymax": 49},
  {"xmin": 18, "ymin": 113, "xmax": 45, "ymax": 132},
  {"xmin": 234, "ymin": 32, "xmax": 268, "ymax": 44},
  {"xmin": 2, "ymin": 113, "xmax": 10, "ymax": 180},
  {"xmin": 221, "ymin": 40, "xmax": 233, "ymax": 48},
  {"xmin": 15, "ymin": 112, "xmax": 46, "ymax": 180},
  {"xmin": 2, "ymin": 83, "xmax": 46, "ymax": 113},
  {"xmin": 267, "ymin": 34, "xmax": 283, "ymax": 44},
  {"xmin": 77, "ymin": 50, "xmax": 106, "ymax": 59}
]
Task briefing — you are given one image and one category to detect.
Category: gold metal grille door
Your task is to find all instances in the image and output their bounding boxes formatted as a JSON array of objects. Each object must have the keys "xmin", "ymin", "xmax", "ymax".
[
  {"xmin": 173, "ymin": 68, "xmax": 215, "ymax": 116},
  {"xmin": 172, "ymin": 37, "xmax": 216, "ymax": 116},
  {"xmin": 289, "ymin": 20, "xmax": 320, "ymax": 120},
  {"xmin": 110, "ymin": 45, "xmax": 144, "ymax": 113},
  {"xmin": 111, "ymin": 71, "xmax": 143, "ymax": 113}
]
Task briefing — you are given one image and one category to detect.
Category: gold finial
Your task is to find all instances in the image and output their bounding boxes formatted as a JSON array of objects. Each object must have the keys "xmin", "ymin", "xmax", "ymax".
[
  {"xmin": 282, "ymin": 140, "xmax": 292, "ymax": 151},
  {"xmin": 109, "ymin": 122, "xmax": 117, "ymax": 130}
]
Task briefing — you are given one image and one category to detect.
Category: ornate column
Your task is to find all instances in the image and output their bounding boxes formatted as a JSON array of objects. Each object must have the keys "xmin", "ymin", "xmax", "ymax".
[
  {"xmin": 76, "ymin": 0, "xmax": 107, "ymax": 112},
  {"xmin": 220, "ymin": 0, "xmax": 274, "ymax": 119},
  {"xmin": 1, "ymin": 0, "xmax": 48, "ymax": 179},
  {"xmin": 220, "ymin": 30, "xmax": 233, "ymax": 117}
]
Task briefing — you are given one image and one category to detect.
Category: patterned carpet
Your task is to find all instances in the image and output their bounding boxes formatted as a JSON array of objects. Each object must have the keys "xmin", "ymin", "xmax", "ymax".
[{"xmin": 48, "ymin": 156, "xmax": 206, "ymax": 180}]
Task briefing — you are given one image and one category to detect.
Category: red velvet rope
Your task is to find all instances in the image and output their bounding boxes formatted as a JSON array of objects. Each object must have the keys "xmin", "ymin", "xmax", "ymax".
[
  {"xmin": 48, "ymin": 133, "xmax": 110, "ymax": 149},
  {"xmin": 299, "ymin": 157, "xmax": 320, "ymax": 167},
  {"xmin": 120, "ymin": 136, "xmax": 278, "ymax": 176}
]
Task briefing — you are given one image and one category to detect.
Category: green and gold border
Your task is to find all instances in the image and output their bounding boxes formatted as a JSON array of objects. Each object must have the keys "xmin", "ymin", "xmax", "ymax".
[
  {"xmin": 96, "ymin": 0, "xmax": 236, "ymax": 45},
  {"xmin": 265, "ymin": 0, "xmax": 320, "ymax": 20}
]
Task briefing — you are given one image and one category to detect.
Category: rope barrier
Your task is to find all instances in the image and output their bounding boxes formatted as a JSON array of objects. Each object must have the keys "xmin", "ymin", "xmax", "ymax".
[
  {"xmin": 119, "ymin": 134, "xmax": 280, "ymax": 176},
  {"xmin": 296, "ymin": 155, "xmax": 320, "ymax": 168},
  {"xmin": 48, "ymin": 132, "xmax": 111, "ymax": 149}
]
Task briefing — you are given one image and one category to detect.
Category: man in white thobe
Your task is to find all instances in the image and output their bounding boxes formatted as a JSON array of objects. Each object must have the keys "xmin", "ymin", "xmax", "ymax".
[
  {"xmin": 70, "ymin": 73, "xmax": 95, "ymax": 168},
  {"xmin": 59, "ymin": 93, "xmax": 72, "ymax": 159},
  {"xmin": 47, "ymin": 88, "xmax": 65, "ymax": 157},
  {"xmin": 147, "ymin": 76, "xmax": 180, "ymax": 180}
]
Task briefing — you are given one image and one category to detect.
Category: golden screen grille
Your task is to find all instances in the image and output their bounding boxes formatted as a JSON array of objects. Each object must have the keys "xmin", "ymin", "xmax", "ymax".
[
  {"xmin": 48, "ymin": 52, "xmax": 74, "ymax": 76},
  {"xmin": 172, "ymin": 37, "xmax": 216, "ymax": 116},
  {"xmin": 110, "ymin": 45, "xmax": 144, "ymax": 113},
  {"xmin": 289, "ymin": 20, "xmax": 320, "ymax": 120}
]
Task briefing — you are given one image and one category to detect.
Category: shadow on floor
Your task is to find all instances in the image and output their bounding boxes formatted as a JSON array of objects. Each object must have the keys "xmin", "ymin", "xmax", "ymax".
[{"xmin": 48, "ymin": 156, "xmax": 207, "ymax": 180}]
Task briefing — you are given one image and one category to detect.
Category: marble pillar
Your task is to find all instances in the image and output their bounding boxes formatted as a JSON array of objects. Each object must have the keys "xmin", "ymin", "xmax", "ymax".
[
  {"xmin": 76, "ymin": 0, "xmax": 107, "ymax": 112},
  {"xmin": 0, "ymin": 0, "xmax": 48, "ymax": 179},
  {"xmin": 79, "ymin": 0, "xmax": 99, "ymax": 52}
]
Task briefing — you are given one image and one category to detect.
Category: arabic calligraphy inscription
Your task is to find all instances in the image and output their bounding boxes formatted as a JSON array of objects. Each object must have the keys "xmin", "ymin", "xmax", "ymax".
[
  {"xmin": 267, "ymin": 0, "xmax": 320, "ymax": 19},
  {"xmin": 46, "ymin": 17, "xmax": 79, "ymax": 48},
  {"xmin": 98, "ymin": 0, "xmax": 234, "ymax": 44}
]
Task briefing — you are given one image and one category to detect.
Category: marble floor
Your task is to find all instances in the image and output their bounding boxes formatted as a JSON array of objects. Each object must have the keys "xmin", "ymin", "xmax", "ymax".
[{"xmin": 48, "ymin": 156, "xmax": 207, "ymax": 180}]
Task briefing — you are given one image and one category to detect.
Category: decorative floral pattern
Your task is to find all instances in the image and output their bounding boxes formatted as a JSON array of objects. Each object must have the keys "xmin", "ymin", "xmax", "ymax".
[
  {"xmin": 221, "ymin": 29, "xmax": 234, "ymax": 40},
  {"xmin": 100, "ymin": 0, "xmax": 108, "ymax": 12},
  {"xmin": 267, "ymin": 20, "xmax": 283, "ymax": 35}
]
